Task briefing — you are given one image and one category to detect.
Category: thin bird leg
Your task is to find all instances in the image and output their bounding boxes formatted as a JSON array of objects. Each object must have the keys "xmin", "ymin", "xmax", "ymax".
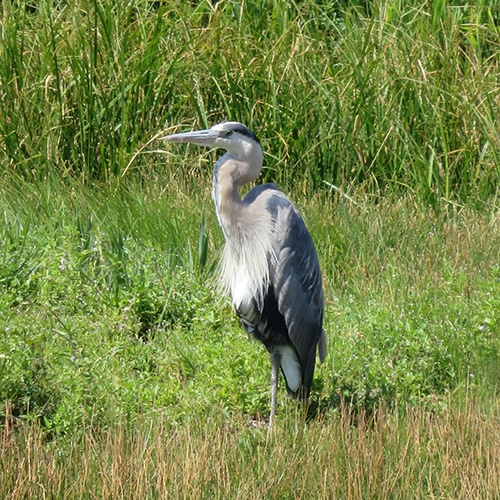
[{"xmin": 269, "ymin": 350, "xmax": 281, "ymax": 432}]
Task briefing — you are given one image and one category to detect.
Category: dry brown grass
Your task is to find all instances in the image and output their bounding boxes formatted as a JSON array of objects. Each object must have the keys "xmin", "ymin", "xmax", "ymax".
[{"xmin": 2, "ymin": 397, "xmax": 499, "ymax": 499}]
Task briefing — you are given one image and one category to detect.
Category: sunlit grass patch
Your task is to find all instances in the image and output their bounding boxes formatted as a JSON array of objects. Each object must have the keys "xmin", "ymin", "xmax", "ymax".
[
  {"xmin": 1, "ymin": 176, "xmax": 499, "ymax": 433},
  {"xmin": 2, "ymin": 396, "xmax": 499, "ymax": 499},
  {"xmin": 1, "ymin": 0, "xmax": 499, "ymax": 201}
]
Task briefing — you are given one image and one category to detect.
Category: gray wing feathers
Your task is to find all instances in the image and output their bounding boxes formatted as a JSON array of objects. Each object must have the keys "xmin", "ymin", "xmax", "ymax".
[{"xmin": 267, "ymin": 195, "xmax": 325, "ymax": 363}]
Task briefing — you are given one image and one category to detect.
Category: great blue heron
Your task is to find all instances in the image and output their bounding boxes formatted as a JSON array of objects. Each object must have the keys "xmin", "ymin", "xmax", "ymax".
[{"xmin": 161, "ymin": 121, "xmax": 327, "ymax": 428}]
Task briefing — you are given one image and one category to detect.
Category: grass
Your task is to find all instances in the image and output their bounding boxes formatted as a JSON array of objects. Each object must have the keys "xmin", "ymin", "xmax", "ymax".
[
  {"xmin": 1, "ymin": 176, "xmax": 499, "ymax": 428},
  {"xmin": 1, "ymin": 176, "xmax": 499, "ymax": 499},
  {"xmin": 1, "ymin": 0, "xmax": 500, "ymax": 497},
  {"xmin": 2, "ymin": 398, "xmax": 500, "ymax": 498},
  {"xmin": 1, "ymin": 0, "xmax": 499, "ymax": 200}
]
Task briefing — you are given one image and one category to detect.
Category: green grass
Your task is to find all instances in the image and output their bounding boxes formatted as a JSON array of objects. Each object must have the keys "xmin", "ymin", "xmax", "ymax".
[
  {"xmin": 1, "ymin": 0, "xmax": 499, "ymax": 200},
  {"xmin": 1, "ymin": 176, "xmax": 499, "ymax": 429},
  {"xmin": 1, "ymin": 0, "xmax": 500, "ymax": 497}
]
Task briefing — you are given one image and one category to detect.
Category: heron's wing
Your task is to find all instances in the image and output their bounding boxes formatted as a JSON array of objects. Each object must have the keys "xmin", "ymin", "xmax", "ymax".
[{"xmin": 265, "ymin": 191, "xmax": 325, "ymax": 363}]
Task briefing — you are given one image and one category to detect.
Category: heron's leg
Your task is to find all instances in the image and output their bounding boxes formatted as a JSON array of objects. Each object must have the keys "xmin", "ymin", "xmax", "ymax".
[{"xmin": 269, "ymin": 350, "xmax": 281, "ymax": 432}]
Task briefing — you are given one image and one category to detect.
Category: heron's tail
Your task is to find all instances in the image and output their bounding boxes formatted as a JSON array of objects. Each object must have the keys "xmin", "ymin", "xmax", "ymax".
[
  {"xmin": 282, "ymin": 330, "xmax": 328, "ymax": 400},
  {"xmin": 318, "ymin": 329, "xmax": 328, "ymax": 364}
]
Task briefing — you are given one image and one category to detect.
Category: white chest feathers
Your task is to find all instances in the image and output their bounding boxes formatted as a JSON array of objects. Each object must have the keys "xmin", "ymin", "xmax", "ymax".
[
  {"xmin": 220, "ymin": 229, "xmax": 273, "ymax": 320},
  {"xmin": 231, "ymin": 268, "xmax": 256, "ymax": 312}
]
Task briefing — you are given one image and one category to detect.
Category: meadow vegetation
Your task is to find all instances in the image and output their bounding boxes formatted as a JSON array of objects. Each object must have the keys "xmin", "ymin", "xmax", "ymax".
[{"xmin": 1, "ymin": 0, "xmax": 500, "ymax": 497}]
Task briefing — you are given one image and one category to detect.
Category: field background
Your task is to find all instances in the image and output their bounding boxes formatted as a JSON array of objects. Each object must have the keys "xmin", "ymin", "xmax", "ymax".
[{"xmin": 1, "ymin": 0, "xmax": 500, "ymax": 498}]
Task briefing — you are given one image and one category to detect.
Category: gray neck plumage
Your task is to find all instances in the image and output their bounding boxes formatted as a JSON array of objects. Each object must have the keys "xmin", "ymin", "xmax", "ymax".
[
  {"xmin": 211, "ymin": 155, "xmax": 234, "ymax": 242},
  {"xmin": 211, "ymin": 147, "xmax": 264, "ymax": 244}
]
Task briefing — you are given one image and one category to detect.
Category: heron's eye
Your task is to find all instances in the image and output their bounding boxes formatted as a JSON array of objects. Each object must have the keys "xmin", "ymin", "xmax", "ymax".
[{"xmin": 225, "ymin": 130, "xmax": 233, "ymax": 137}]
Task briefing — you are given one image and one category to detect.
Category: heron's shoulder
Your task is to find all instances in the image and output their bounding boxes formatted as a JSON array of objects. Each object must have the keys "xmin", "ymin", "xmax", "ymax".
[{"xmin": 243, "ymin": 183, "xmax": 292, "ymax": 207}]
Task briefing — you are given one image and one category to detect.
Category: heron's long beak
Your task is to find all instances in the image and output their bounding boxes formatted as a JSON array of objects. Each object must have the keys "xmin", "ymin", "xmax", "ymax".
[{"xmin": 160, "ymin": 129, "xmax": 219, "ymax": 148}]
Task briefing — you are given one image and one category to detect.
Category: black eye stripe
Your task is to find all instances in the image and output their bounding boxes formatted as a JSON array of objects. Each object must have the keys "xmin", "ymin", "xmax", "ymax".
[{"xmin": 227, "ymin": 125, "xmax": 260, "ymax": 144}]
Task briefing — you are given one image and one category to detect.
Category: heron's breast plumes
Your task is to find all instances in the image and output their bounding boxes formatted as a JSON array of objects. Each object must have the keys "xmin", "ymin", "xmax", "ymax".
[{"xmin": 219, "ymin": 211, "xmax": 275, "ymax": 317}]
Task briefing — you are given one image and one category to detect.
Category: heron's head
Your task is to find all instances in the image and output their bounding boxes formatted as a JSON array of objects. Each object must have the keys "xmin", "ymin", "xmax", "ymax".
[{"xmin": 161, "ymin": 121, "xmax": 262, "ymax": 162}]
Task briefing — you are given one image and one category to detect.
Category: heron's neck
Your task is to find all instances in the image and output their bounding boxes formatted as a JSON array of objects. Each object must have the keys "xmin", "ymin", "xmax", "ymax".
[
  {"xmin": 212, "ymin": 159, "xmax": 242, "ymax": 240},
  {"xmin": 212, "ymin": 154, "xmax": 261, "ymax": 242}
]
